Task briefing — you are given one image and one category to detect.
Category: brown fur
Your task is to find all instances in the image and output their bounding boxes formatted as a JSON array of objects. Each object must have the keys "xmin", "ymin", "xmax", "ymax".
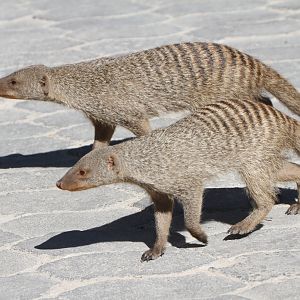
[
  {"xmin": 0, "ymin": 42, "xmax": 298, "ymax": 148},
  {"xmin": 57, "ymin": 98, "xmax": 300, "ymax": 261}
]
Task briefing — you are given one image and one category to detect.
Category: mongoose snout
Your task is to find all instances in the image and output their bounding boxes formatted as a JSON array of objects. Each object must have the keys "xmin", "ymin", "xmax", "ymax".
[
  {"xmin": 56, "ymin": 167, "xmax": 96, "ymax": 191},
  {"xmin": 56, "ymin": 179, "xmax": 92, "ymax": 191},
  {"xmin": 0, "ymin": 78, "xmax": 18, "ymax": 99},
  {"xmin": 57, "ymin": 99, "xmax": 300, "ymax": 261}
]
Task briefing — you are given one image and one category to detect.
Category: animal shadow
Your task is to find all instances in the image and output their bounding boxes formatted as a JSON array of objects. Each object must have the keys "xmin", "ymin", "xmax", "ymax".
[
  {"xmin": 35, "ymin": 188, "xmax": 297, "ymax": 250},
  {"xmin": 0, "ymin": 138, "xmax": 133, "ymax": 169}
]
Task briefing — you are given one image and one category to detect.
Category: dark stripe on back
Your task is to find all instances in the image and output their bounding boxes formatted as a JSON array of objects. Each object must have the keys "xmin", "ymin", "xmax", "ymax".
[
  {"xmin": 149, "ymin": 49, "xmax": 170, "ymax": 90},
  {"xmin": 224, "ymin": 45, "xmax": 238, "ymax": 66},
  {"xmin": 211, "ymin": 43, "xmax": 226, "ymax": 69},
  {"xmin": 255, "ymin": 59, "xmax": 263, "ymax": 86},
  {"xmin": 216, "ymin": 100, "xmax": 249, "ymax": 135},
  {"xmin": 201, "ymin": 110, "xmax": 222, "ymax": 132},
  {"xmin": 166, "ymin": 44, "xmax": 186, "ymax": 84},
  {"xmin": 204, "ymin": 102, "xmax": 233, "ymax": 133},
  {"xmin": 201, "ymin": 43, "xmax": 214, "ymax": 75},
  {"xmin": 236, "ymin": 51, "xmax": 246, "ymax": 85},
  {"xmin": 257, "ymin": 101, "xmax": 272, "ymax": 121},
  {"xmin": 140, "ymin": 49, "xmax": 154, "ymax": 78},
  {"xmin": 211, "ymin": 43, "xmax": 227, "ymax": 82},
  {"xmin": 186, "ymin": 42, "xmax": 207, "ymax": 83},
  {"xmin": 246, "ymin": 54, "xmax": 256, "ymax": 84},
  {"xmin": 238, "ymin": 50, "xmax": 247, "ymax": 66},
  {"xmin": 174, "ymin": 43, "xmax": 198, "ymax": 88},
  {"xmin": 243, "ymin": 100, "xmax": 263, "ymax": 124},
  {"xmin": 156, "ymin": 46, "xmax": 176, "ymax": 86},
  {"xmin": 234, "ymin": 100, "xmax": 256, "ymax": 128},
  {"xmin": 196, "ymin": 115, "xmax": 213, "ymax": 129}
]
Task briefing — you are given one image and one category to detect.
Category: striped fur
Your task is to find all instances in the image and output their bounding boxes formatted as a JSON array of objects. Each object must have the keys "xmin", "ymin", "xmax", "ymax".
[
  {"xmin": 57, "ymin": 98, "xmax": 300, "ymax": 261},
  {"xmin": 0, "ymin": 42, "xmax": 299, "ymax": 148}
]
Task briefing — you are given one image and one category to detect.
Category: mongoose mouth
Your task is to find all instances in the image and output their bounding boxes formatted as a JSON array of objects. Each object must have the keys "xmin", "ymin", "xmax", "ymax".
[
  {"xmin": 0, "ymin": 93, "xmax": 17, "ymax": 99},
  {"xmin": 56, "ymin": 180, "xmax": 97, "ymax": 191}
]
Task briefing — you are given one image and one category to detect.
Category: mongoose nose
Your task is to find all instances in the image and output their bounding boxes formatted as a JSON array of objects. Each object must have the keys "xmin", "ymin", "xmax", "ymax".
[{"xmin": 56, "ymin": 180, "xmax": 63, "ymax": 189}]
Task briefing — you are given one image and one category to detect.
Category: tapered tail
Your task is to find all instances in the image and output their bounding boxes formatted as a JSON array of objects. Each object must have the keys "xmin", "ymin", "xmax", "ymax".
[{"xmin": 263, "ymin": 64, "xmax": 300, "ymax": 115}]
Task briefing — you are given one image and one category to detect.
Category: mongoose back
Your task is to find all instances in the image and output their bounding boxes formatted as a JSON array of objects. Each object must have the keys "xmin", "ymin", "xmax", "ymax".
[
  {"xmin": 57, "ymin": 98, "xmax": 300, "ymax": 261},
  {"xmin": 0, "ymin": 42, "xmax": 299, "ymax": 148}
]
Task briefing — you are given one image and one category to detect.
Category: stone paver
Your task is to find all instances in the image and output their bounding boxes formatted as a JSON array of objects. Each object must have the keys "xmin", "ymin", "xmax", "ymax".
[{"xmin": 0, "ymin": 0, "xmax": 299, "ymax": 299}]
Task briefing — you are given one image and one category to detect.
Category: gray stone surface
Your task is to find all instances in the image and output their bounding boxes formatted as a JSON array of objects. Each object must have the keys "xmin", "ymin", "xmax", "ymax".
[
  {"xmin": 58, "ymin": 273, "xmax": 244, "ymax": 300},
  {"xmin": 0, "ymin": 273, "xmax": 58, "ymax": 300},
  {"xmin": 0, "ymin": 250, "xmax": 40, "ymax": 277},
  {"xmin": 38, "ymin": 248, "xmax": 214, "ymax": 279},
  {"xmin": 0, "ymin": 0, "xmax": 299, "ymax": 299},
  {"xmin": 0, "ymin": 229, "xmax": 22, "ymax": 245},
  {"xmin": 240, "ymin": 277, "xmax": 300, "ymax": 300}
]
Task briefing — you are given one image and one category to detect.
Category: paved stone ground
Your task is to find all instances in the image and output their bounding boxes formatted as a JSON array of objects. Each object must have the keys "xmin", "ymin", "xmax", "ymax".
[{"xmin": 0, "ymin": 0, "xmax": 299, "ymax": 299}]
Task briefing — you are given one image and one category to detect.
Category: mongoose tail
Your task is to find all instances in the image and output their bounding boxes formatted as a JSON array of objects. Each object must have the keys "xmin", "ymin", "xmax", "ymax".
[{"xmin": 263, "ymin": 64, "xmax": 300, "ymax": 114}]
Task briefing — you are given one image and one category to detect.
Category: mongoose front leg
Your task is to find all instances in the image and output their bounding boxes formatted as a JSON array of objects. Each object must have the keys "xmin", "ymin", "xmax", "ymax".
[
  {"xmin": 229, "ymin": 170, "xmax": 276, "ymax": 235},
  {"xmin": 179, "ymin": 185, "xmax": 207, "ymax": 244},
  {"xmin": 277, "ymin": 161, "xmax": 300, "ymax": 215},
  {"xmin": 92, "ymin": 120, "xmax": 116, "ymax": 149},
  {"xmin": 141, "ymin": 192, "xmax": 173, "ymax": 262}
]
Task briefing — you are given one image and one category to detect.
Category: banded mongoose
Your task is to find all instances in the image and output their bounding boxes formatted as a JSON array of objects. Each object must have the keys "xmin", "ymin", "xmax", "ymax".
[
  {"xmin": 56, "ymin": 98, "xmax": 300, "ymax": 261},
  {"xmin": 0, "ymin": 42, "xmax": 299, "ymax": 149}
]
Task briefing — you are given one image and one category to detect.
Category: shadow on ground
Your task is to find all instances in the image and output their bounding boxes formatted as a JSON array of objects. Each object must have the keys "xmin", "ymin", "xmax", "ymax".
[
  {"xmin": 35, "ymin": 188, "xmax": 297, "ymax": 251},
  {"xmin": 0, "ymin": 139, "xmax": 133, "ymax": 169}
]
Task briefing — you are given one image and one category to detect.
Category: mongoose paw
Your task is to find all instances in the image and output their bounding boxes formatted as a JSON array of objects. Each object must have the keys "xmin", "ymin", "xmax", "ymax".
[
  {"xmin": 197, "ymin": 232, "xmax": 208, "ymax": 244},
  {"xmin": 228, "ymin": 222, "xmax": 255, "ymax": 236},
  {"xmin": 285, "ymin": 202, "xmax": 300, "ymax": 215},
  {"xmin": 187, "ymin": 226, "xmax": 208, "ymax": 244},
  {"xmin": 141, "ymin": 248, "xmax": 164, "ymax": 262},
  {"xmin": 191, "ymin": 231, "xmax": 208, "ymax": 244}
]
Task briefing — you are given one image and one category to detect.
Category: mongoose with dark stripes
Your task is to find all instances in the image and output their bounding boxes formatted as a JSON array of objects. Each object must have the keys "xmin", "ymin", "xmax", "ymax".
[
  {"xmin": 0, "ymin": 42, "xmax": 299, "ymax": 148},
  {"xmin": 56, "ymin": 98, "xmax": 300, "ymax": 261}
]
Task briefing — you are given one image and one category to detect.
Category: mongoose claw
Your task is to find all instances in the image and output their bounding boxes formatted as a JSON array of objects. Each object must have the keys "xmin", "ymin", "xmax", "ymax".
[
  {"xmin": 141, "ymin": 249, "xmax": 164, "ymax": 262},
  {"xmin": 285, "ymin": 202, "xmax": 300, "ymax": 215}
]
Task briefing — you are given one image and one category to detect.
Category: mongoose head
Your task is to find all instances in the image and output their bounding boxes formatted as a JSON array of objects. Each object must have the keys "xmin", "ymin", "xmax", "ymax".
[
  {"xmin": 56, "ymin": 148, "xmax": 122, "ymax": 191},
  {"xmin": 0, "ymin": 65, "xmax": 50, "ymax": 100}
]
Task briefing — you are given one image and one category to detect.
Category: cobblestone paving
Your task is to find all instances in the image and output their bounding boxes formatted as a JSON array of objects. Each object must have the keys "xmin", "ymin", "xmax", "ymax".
[{"xmin": 0, "ymin": 0, "xmax": 299, "ymax": 299}]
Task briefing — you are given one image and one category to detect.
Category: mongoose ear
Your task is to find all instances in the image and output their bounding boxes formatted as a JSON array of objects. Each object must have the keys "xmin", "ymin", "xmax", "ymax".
[
  {"xmin": 40, "ymin": 75, "xmax": 49, "ymax": 96},
  {"xmin": 107, "ymin": 153, "xmax": 120, "ymax": 174}
]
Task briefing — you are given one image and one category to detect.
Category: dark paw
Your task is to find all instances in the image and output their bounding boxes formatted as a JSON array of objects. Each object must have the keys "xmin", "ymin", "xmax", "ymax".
[
  {"xmin": 285, "ymin": 202, "xmax": 300, "ymax": 215},
  {"xmin": 141, "ymin": 248, "xmax": 164, "ymax": 262},
  {"xmin": 188, "ymin": 228, "xmax": 208, "ymax": 244},
  {"xmin": 225, "ymin": 224, "xmax": 263, "ymax": 240},
  {"xmin": 192, "ymin": 231, "xmax": 208, "ymax": 244}
]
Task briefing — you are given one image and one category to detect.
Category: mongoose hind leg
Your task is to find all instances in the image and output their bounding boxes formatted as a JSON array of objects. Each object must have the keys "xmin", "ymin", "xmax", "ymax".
[
  {"xmin": 92, "ymin": 120, "xmax": 116, "ymax": 149},
  {"xmin": 129, "ymin": 119, "xmax": 151, "ymax": 137},
  {"xmin": 229, "ymin": 170, "xmax": 276, "ymax": 235},
  {"xmin": 141, "ymin": 191, "xmax": 173, "ymax": 262},
  {"xmin": 277, "ymin": 161, "xmax": 300, "ymax": 215},
  {"xmin": 179, "ymin": 185, "xmax": 207, "ymax": 244}
]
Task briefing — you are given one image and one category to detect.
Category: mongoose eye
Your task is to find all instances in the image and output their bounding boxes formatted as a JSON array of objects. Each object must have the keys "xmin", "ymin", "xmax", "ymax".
[
  {"xmin": 11, "ymin": 80, "xmax": 17, "ymax": 85},
  {"xmin": 79, "ymin": 170, "xmax": 86, "ymax": 176}
]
